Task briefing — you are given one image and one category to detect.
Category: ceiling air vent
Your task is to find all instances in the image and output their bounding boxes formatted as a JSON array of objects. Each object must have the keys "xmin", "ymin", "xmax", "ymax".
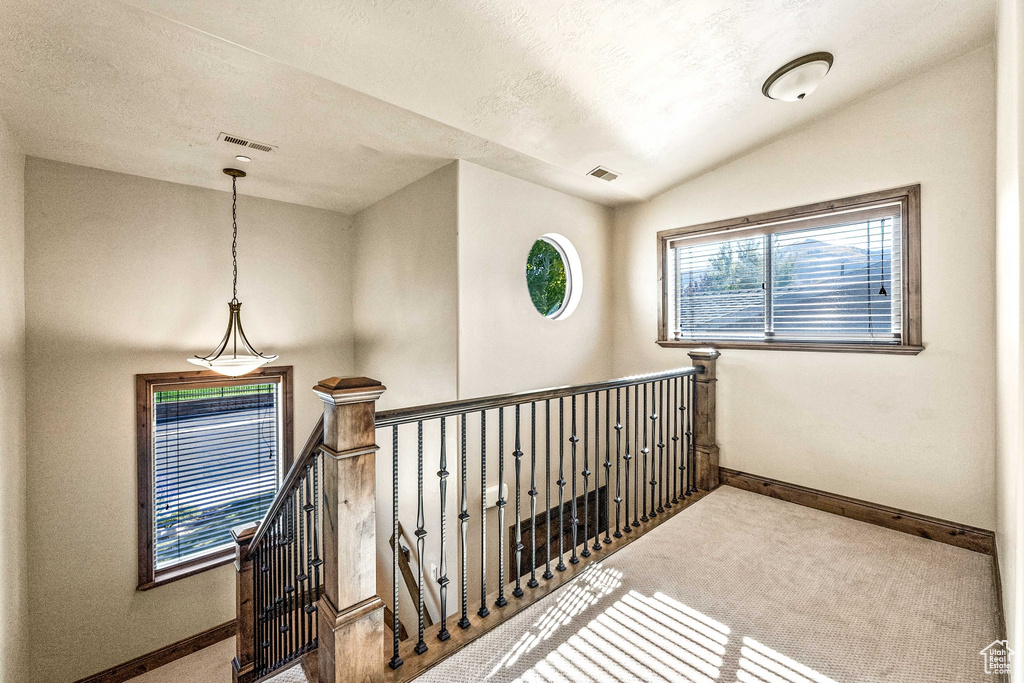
[
  {"xmin": 217, "ymin": 132, "xmax": 277, "ymax": 154},
  {"xmin": 588, "ymin": 166, "xmax": 619, "ymax": 181}
]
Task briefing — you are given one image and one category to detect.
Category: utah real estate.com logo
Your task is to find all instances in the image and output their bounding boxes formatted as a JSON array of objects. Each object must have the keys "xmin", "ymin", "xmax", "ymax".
[{"xmin": 980, "ymin": 640, "xmax": 1014, "ymax": 675}]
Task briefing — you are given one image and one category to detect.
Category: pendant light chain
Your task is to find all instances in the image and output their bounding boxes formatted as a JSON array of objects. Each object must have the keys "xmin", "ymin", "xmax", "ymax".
[
  {"xmin": 231, "ymin": 175, "xmax": 239, "ymax": 304},
  {"xmin": 188, "ymin": 167, "xmax": 277, "ymax": 375}
]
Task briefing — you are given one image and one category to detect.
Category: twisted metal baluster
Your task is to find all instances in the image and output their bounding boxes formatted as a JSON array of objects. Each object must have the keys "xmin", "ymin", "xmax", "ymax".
[
  {"xmin": 528, "ymin": 403, "xmax": 539, "ymax": 588},
  {"xmin": 633, "ymin": 384, "xmax": 641, "ymax": 528},
  {"xmin": 678, "ymin": 376, "xmax": 687, "ymax": 499},
  {"xmin": 603, "ymin": 390, "xmax": 612, "ymax": 545},
  {"xmin": 613, "ymin": 388, "xmax": 623, "ymax": 539},
  {"xmin": 414, "ymin": 422, "xmax": 428, "ymax": 654},
  {"xmin": 512, "ymin": 406, "xmax": 525, "ymax": 597},
  {"xmin": 437, "ymin": 418, "xmax": 450, "ymax": 642},
  {"xmin": 623, "ymin": 386, "xmax": 633, "ymax": 533},
  {"xmin": 657, "ymin": 380, "xmax": 666, "ymax": 513},
  {"xmin": 496, "ymin": 408, "xmax": 507, "ymax": 607},
  {"xmin": 459, "ymin": 415, "xmax": 470, "ymax": 629},
  {"xmin": 310, "ymin": 453, "xmax": 321, "ymax": 630},
  {"xmin": 543, "ymin": 399, "xmax": 553, "ymax": 580},
  {"xmin": 581, "ymin": 394, "xmax": 591, "ymax": 559},
  {"xmin": 389, "ymin": 427, "xmax": 403, "ymax": 668},
  {"xmin": 296, "ymin": 486, "xmax": 305, "ymax": 655},
  {"xmin": 556, "ymin": 398, "xmax": 567, "ymax": 571},
  {"xmin": 640, "ymin": 383, "xmax": 650, "ymax": 523},
  {"xmin": 594, "ymin": 391, "xmax": 603, "ymax": 551},
  {"xmin": 570, "ymin": 395, "xmax": 580, "ymax": 564},
  {"xmin": 478, "ymin": 411, "xmax": 490, "ymax": 619},
  {"xmin": 288, "ymin": 492, "xmax": 297, "ymax": 659},
  {"xmin": 671, "ymin": 377, "xmax": 680, "ymax": 505}
]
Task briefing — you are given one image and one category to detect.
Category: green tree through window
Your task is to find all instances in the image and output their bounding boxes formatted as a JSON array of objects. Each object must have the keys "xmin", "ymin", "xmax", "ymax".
[{"xmin": 526, "ymin": 239, "xmax": 568, "ymax": 317}]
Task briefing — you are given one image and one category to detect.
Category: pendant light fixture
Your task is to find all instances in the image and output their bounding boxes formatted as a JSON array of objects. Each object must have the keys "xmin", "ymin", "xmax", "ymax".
[{"xmin": 188, "ymin": 168, "xmax": 278, "ymax": 376}]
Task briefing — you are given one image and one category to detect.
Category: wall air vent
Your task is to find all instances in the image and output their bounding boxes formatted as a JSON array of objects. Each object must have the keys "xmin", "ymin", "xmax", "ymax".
[
  {"xmin": 217, "ymin": 132, "xmax": 277, "ymax": 154},
  {"xmin": 588, "ymin": 166, "xmax": 619, "ymax": 181}
]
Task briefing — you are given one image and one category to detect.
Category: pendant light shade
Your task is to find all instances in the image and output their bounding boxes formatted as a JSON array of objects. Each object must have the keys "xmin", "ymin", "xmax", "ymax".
[{"xmin": 188, "ymin": 168, "xmax": 277, "ymax": 376}]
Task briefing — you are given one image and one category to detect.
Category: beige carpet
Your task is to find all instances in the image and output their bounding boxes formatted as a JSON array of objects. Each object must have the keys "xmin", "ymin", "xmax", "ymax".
[{"xmin": 414, "ymin": 486, "xmax": 1000, "ymax": 683}]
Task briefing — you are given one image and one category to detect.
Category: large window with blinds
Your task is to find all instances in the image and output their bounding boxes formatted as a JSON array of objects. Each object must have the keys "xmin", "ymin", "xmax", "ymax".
[
  {"xmin": 136, "ymin": 367, "xmax": 293, "ymax": 589},
  {"xmin": 658, "ymin": 186, "xmax": 922, "ymax": 353}
]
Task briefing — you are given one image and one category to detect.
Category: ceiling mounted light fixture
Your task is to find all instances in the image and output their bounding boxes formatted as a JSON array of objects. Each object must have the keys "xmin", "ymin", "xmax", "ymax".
[
  {"xmin": 762, "ymin": 52, "xmax": 834, "ymax": 102},
  {"xmin": 188, "ymin": 168, "xmax": 278, "ymax": 376}
]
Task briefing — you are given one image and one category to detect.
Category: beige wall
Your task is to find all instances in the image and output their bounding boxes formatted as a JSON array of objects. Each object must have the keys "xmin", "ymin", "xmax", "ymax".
[
  {"xmin": 457, "ymin": 161, "xmax": 614, "ymax": 396},
  {"xmin": 23, "ymin": 159, "xmax": 355, "ymax": 681},
  {"xmin": 353, "ymin": 162, "xmax": 459, "ymax": 410},
  {"xmin": 996, "ymin": 0, "xmax": 1024, "ymax": 676},
  {"xmin": 0, "ymin": 117, "xmax": 27, "ymax": 683},
  {"xmin": 612, "ymin": 47, "xmax": 997, "ymax": 529}
]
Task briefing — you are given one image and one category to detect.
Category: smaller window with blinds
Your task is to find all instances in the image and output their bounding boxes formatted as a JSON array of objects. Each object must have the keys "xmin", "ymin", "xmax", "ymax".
[
  {"xmin": 136, "ymin": 367, "xmax": 293, "ymax": 589},
  {"xmin": 657, "ymin": 186, "xmax": 922, "ymax": 354}
]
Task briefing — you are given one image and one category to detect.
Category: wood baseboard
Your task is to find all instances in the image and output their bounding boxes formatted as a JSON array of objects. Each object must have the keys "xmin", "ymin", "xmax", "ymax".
[
  {"xmin": 73, "ymin": 620, "xmax": 236, "ymax": 683},
  {"xmin": 719, "ymin": 467, "xmax": 995, "ymax": 555}
]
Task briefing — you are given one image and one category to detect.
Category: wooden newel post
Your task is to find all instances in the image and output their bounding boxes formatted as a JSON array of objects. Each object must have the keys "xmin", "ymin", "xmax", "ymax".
[
  {"xmin": 313, "ymin": 377, "xmax": 387, "ymax": 683},
  {"xmin": 687, "ymin": 348, "xmax": 721, "ymax": 491},
  {"xmin": 231, "ymin": 521, "xmax": 258, "ymax": 683}
]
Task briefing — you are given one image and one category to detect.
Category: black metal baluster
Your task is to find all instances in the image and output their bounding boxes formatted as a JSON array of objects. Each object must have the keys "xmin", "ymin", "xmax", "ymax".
[
  {"xmin": 594, "ymin": 391, "xmax": 603, "ymax": 550},
  {"xmin": 296, "ymin": 485, "xmax": 305, "ymax": 655},
  {"xmin": 655, "ymin": 378, "xmax": 663, "ymax": 511},
  {"xmin": 581, "ymin": 394, "xmax": 591, "ymax": 559},
  {"xmin": 258, "ymin": 524, "xmax": 268, "ymax": 674},
  {"xmin": 603, "ymin": 390, "xmax": 612, "ymax": 545},
  {"xmin": 528, "ymin": 403, "xmax": 539, "ymax": 588},
  {"xmin": 614, "ymin": 388, "xmax": 623, "ymax": 538},
  {"xmin": 257, "ymin": 538, "xmax": 266, "ymax": 674},
  {"xmin": 623, "ymin": 386, "xmax": 633, "ymax": 533},
  {"xmin": 557, "ymin": 398, "xmax": 567, "ymax": 571},
  {"xmin": 277, "ymin": 516, "xmax": 284, "ymax": 667},
  {"xmin": 678, "ymin": 376, "xmax": 686, "ymax": 500},
  {"xmin": 415, "ymin": 422, "xmax": 428, "ymax": 654},
  {"xmin": 640, "ymin": 383, "xmax": 650, "ymax": 523},
  {"xmin": 570, "ymin": 395, "xmax": 580, "ymax": 564},
  {"xmin": 543, "ymin": 400, "xmax": 553, "ymax": 580},
  {"xmin": 437, "ymin": 418, "xmax": 450, "ymax": 642},
  {"xmin": 513, "ymin": 405, "xmax": 525, "ymax": 597},
  {"xmin": 671, "ymin": 377, "xmax": 680, "ymax": 505},
  {"xmin": 496, "ymin": 408, "xmax": 507, "ymax": 607},
  {"xmin": 288, "ymin": 493, "xmax": 297, "ymax": 659},
  {"xmin": 459, "ymin": 414, "xmax": 470, "ymax": 629},
  {"xmin": 310, "ymin": 453, "xmax": 321, "ymax": 640},
  {"xmin": 633, "ymin": 384, "xmax": 640, "ymax": 528},
  {"xmin": 389, "ymin": 427, "xmax": 403, "ymax": 668},
  {"xmin": 479, "ymin": 410, "xmax": 489, "ymax": 619}
]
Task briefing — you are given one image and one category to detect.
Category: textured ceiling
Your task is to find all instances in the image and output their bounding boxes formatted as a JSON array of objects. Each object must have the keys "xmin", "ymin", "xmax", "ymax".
[{"xmin": 0, "ymin": 0, "xmax": 995, "ymax": 213}]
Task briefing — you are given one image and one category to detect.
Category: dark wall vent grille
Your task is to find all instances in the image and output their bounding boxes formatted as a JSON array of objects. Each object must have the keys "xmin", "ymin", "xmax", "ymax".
[{"xmin": 217, "ymin": 133, "xmax": 277, "ymax": 153}]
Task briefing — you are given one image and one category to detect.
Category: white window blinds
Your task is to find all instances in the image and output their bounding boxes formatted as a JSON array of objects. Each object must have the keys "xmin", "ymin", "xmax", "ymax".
[
  {"xmin": 153, "ymin": 381, "xmax": 281, "ymax": 569},
  {"xmin": 670, "ymin": 205, "xmax": 903, "ymax": 344}
]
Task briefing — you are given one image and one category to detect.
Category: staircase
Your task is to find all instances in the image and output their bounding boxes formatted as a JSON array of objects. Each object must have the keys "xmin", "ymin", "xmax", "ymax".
[{"xmin": 231, "ymin": 351, "xmax": 721, "ymax": 683}]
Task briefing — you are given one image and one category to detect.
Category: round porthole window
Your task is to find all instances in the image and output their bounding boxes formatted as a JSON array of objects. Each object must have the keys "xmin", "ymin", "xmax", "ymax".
[{"xmin": 525, "ymin": 233, "xmax": 582, "ymax": 320}]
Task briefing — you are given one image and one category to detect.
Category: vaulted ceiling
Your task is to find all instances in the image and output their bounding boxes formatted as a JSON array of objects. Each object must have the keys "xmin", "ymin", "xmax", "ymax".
[{"xmin": 0, "ymin": 0, "xmax": 995, "ymax": 213}]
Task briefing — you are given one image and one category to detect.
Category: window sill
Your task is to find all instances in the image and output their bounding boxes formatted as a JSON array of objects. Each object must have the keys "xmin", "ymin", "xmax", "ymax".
[
  {"xmin": 138, "ymin": 549, "xmax": 234, "ymax": 591},
  {"xmin": 656, "ymin": 339, "xmax": 925, "ymax": 355}
]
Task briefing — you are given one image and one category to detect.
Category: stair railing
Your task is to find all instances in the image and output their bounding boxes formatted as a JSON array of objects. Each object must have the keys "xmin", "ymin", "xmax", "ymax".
[{"xmin": 232, "ymin": 349, "xmax": 720, "ymax": 683}]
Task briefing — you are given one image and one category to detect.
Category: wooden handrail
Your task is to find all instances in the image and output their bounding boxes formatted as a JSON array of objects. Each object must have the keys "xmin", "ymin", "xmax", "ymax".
[
  {"xmin": 248, "ymin": 414, "xmax": 324, "ymax": 552},
  {"xmin": 375, "ymin": 366, "xmax": 700, "ymax": 427}
]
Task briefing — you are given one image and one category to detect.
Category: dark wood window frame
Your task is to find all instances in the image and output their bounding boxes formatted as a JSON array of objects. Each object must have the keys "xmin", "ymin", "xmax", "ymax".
[
  {"xmin": 657, "ymin": 185, "xmax": 923, "ymax": 355},
  {"xmin": 136, "ymin": 366, "xmax": 293, "ymax": 590}
]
